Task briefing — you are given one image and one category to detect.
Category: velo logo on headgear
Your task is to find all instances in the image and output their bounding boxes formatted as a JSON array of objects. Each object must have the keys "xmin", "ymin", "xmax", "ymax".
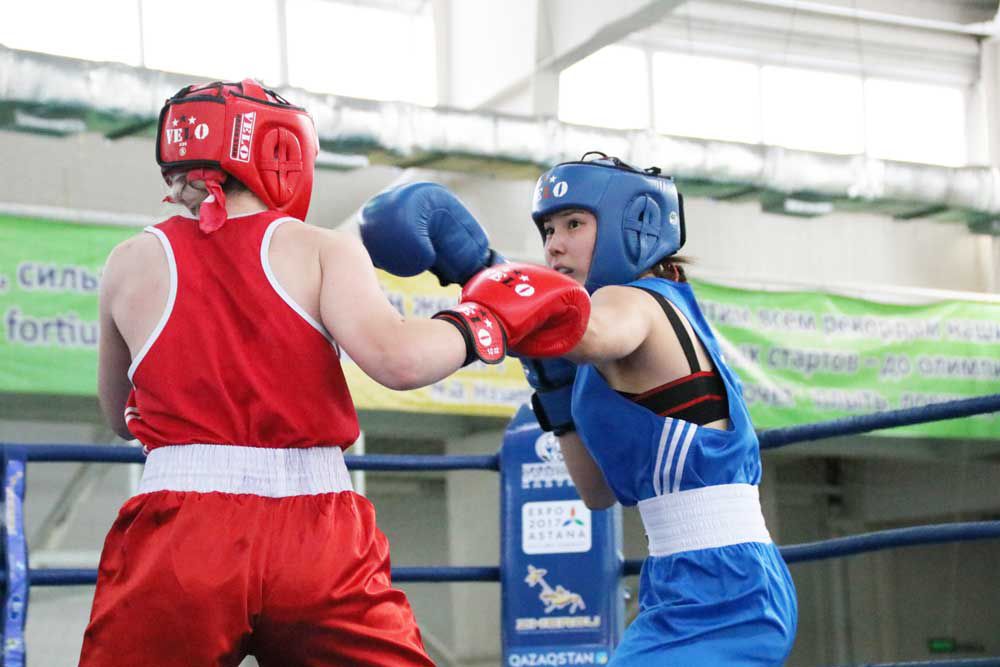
[
  {"xmin": 534, "ymin": 173, "xmax": 569, "ymax": 203},
  {"xmin": 230, "ymin": 112, "xmax": 257, "ymax": 163},
  {"xmin": 163, "ymin": 117, "xmax": 211, "ymax": 144},
  {"xmin": 163, "ymin": 116, "xmax": 212, "ymax": 158}
]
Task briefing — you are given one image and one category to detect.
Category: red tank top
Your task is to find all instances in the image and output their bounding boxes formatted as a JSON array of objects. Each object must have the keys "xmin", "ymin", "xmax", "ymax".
[{"xmin": 124, "ymin": 212, "xmax": 360, "ymax": 451}]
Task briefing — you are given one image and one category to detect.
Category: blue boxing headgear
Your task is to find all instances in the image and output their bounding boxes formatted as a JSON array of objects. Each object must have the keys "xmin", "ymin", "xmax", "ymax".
[{"xmin": 531, "ymin": 152, "xmax": 685, "ymax": 293}]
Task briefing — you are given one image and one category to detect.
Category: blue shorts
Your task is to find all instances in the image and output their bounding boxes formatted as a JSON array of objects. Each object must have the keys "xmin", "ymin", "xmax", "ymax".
[{"xmin": 609, "ymin": 542, "xmax": 797, "ymax": 666}]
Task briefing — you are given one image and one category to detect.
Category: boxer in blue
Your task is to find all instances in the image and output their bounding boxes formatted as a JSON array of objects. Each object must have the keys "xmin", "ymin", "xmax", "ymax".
[
  {"xmin": 360, "ymin": 153, "xmax": 797, "ymax": 665},
  {"xmin": 528, "ymin": 153, "xmax": 798, "ymax": 665}
]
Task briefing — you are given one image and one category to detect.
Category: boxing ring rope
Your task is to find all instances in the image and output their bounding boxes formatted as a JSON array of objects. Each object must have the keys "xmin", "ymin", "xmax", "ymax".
[
  {"xmin": 622, "ymin": 521, "xmax": 1000, "ymax": 574},
  {"xmin": 24, "ymin": 566, "xmax": 503, "ymax": 587},
  {"xmin": 3, "ymin": 392, "xmax": 1000, "ymax": 666},
  {"xmin": 6, "ymin": 445, "xmax": 501, "ymax": 470},
  {"xmin": 756, "ymin": 394, "xmax": 1000, "ymax": 450}
]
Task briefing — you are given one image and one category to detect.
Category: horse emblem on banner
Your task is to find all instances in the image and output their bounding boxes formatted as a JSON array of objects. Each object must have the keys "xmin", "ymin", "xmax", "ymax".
[{"xmin": 524, "ymin": 564, "xmax": 587, "ymax": 614}]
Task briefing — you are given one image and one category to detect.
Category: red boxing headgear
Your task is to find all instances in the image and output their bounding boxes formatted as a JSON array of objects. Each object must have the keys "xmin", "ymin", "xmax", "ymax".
[{"xmin": 156, "ymin": 79, "xmax": 318, "ymax": 231}]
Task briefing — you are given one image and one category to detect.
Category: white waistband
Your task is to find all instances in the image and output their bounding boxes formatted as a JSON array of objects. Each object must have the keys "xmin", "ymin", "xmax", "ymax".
[
  {"xmin": 637, "ymin": 484, "xmax": 772, "ymax": 558},
  {"xmin": 138, "ymin": 444, "xmax": 354, "ymax": 497}
]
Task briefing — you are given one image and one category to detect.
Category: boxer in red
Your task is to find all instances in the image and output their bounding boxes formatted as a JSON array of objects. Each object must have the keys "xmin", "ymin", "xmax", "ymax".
[{"xmin": 81, "ymin": 79, "xmax": 589, "ymax": 667}]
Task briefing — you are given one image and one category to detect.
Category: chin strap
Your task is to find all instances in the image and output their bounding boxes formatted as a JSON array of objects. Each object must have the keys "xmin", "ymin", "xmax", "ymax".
[{"xmin": 197, "ymin": 177, "xmax": 228, "ymax": 233}]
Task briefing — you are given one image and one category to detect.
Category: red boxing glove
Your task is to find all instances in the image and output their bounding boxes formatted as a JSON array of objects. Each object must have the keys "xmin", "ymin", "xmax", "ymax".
[{"xmin": 434, "ymin": 263, "xmax": 590, "ymax": 365}]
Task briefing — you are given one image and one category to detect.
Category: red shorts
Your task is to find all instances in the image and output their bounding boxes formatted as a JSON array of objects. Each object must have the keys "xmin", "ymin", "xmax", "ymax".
[{"xmin": 79, "ymin": 446, "xmax": 433, "ymax": 667}]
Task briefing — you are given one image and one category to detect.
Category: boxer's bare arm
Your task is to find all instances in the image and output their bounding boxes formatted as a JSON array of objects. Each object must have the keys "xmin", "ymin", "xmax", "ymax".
[
  {"xmin": 97, "ymin": 237, "xmax": 159, "ymax": 440},
  {"xmin": 564, "ymin": 285, "xmax": 653, "ymax": 364},
  {"xmin": 316, "ymin": 229, "xmax": 468, "ymax": 390},
  {"xmin": 557, "ymin": 431, "xmax": 617, "ymax": 509},
  {"xmin": 98, "ymin": 301, "xmax": 132, "ymax": 438}
]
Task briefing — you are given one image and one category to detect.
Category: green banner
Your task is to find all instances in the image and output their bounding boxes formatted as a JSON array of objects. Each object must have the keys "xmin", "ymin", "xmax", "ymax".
[
  {"xmin": 692, "ymin": 280, "xmax": 1000, "ymax": 439},
  {"xmin": 0, "ymin": 215, "xmax": 134, "ymax": 396},
  {"xmin": 2, "ymin": 214, "xmax": 998, "ymax": 438}
]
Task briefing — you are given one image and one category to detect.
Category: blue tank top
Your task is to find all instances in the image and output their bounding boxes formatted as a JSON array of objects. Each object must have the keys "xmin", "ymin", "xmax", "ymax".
[{"xmin": 572, "ymin": 277, "xmax": 761, "ymax": 506}]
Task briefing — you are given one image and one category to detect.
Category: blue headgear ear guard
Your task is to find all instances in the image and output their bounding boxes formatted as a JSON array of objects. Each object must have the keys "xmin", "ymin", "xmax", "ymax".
[{"xmin": 531, "ymin": 153, "xmax": 686, "ymax": 293}]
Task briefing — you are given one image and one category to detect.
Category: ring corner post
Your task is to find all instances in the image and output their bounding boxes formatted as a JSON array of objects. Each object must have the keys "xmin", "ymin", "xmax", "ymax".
[
  {"xmin": 2, "ymin": 446, "xmax": 28, "ymax": 667},
  {"xmin": 499, "ymin": 404, "xmax": 623, "ymax": 666}
]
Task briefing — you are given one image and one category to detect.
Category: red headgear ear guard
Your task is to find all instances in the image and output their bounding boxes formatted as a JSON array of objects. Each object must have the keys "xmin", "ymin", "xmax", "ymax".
[{"xmin": 156, "ymin": 79, "xmax": 318, "ymax": 232}]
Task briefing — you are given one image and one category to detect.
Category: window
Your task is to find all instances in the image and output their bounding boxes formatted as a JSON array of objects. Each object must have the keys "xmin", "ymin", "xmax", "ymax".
[
  {"xmin": 286, "ymin": 0, "xmax": 436, "ymax": 106},
  {"xmin": 652, "ymin": 51, "xmax": 760, "ymax": 143},
  {"xmin": 558, "ymin": 45, "xmax": 649, "ymax": 130},
  {"xmin": 0, "ymin": 0, "xmax": 141, "ymax": 65},
  {"xmin": 142, "ymin": 0, "xmax": 282, "ymax": 83},
  {"xmin": 865, "ymin": 78, "xmax": 965, "ymax": 166},
  {"xmin": 761, "ymin": 65, "xmax": 865, "ymax": 154}
]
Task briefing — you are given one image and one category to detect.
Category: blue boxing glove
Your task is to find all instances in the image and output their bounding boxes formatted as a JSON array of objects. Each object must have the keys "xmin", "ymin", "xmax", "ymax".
[
  {"xmin": 521, "ymin": 357, "xmax": 577, "ymax": 435},
  {"xmin": 360, "ymin": 182, "xmax": 505, "ymax": 286}
]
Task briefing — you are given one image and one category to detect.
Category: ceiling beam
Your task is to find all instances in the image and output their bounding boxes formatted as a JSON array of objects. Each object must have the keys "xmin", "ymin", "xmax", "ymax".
[
  {"xmin": 474, "ymin": 0, "xmax": 685, "ymax": 111},
  {"xmin": 737, "ymin": 0, "xmax": 998, "ymax": 36}
]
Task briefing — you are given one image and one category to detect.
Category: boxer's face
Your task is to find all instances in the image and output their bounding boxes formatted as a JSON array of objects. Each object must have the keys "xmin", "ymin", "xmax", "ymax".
[{"xmin": 541, "ymin": 208, "xmax": 597, "ymax": 286}]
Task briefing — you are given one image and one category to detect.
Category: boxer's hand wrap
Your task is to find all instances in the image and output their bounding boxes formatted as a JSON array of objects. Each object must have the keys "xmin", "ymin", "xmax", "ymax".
[
  {"xmin": 433, "ymin": 303, "xmax": 508, "ymax": 366},
  {"xmin": 521, "ymin": 357, "xmax": 577, "ymax": 434}
]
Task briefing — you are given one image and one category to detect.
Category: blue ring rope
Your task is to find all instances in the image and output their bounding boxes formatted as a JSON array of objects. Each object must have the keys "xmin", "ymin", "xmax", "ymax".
[
  {"xmin": 26, "ymin": 565, "xmax": 501, "ymax": 587},
  {"xmin": 778, "ymin": 521, "xmax": 1000, "ymax": 564},
  {"xmin": 621, "ymin": 521, "xmax": 1000, "ymax": 576},
  {"xmin": 24, "ymin": 521, "xmax": 1000, "ymax": 586},
  {"xmin": 758, "ymin": 394, "xmax": 1000, "ymax": 449},
  {"xmin": 6, "ymin": 394, "xmax": 998, "ymax": 463},
  {"xmin": 0, "ymin": 444, "xmax": 499, "ymax": 471}
]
